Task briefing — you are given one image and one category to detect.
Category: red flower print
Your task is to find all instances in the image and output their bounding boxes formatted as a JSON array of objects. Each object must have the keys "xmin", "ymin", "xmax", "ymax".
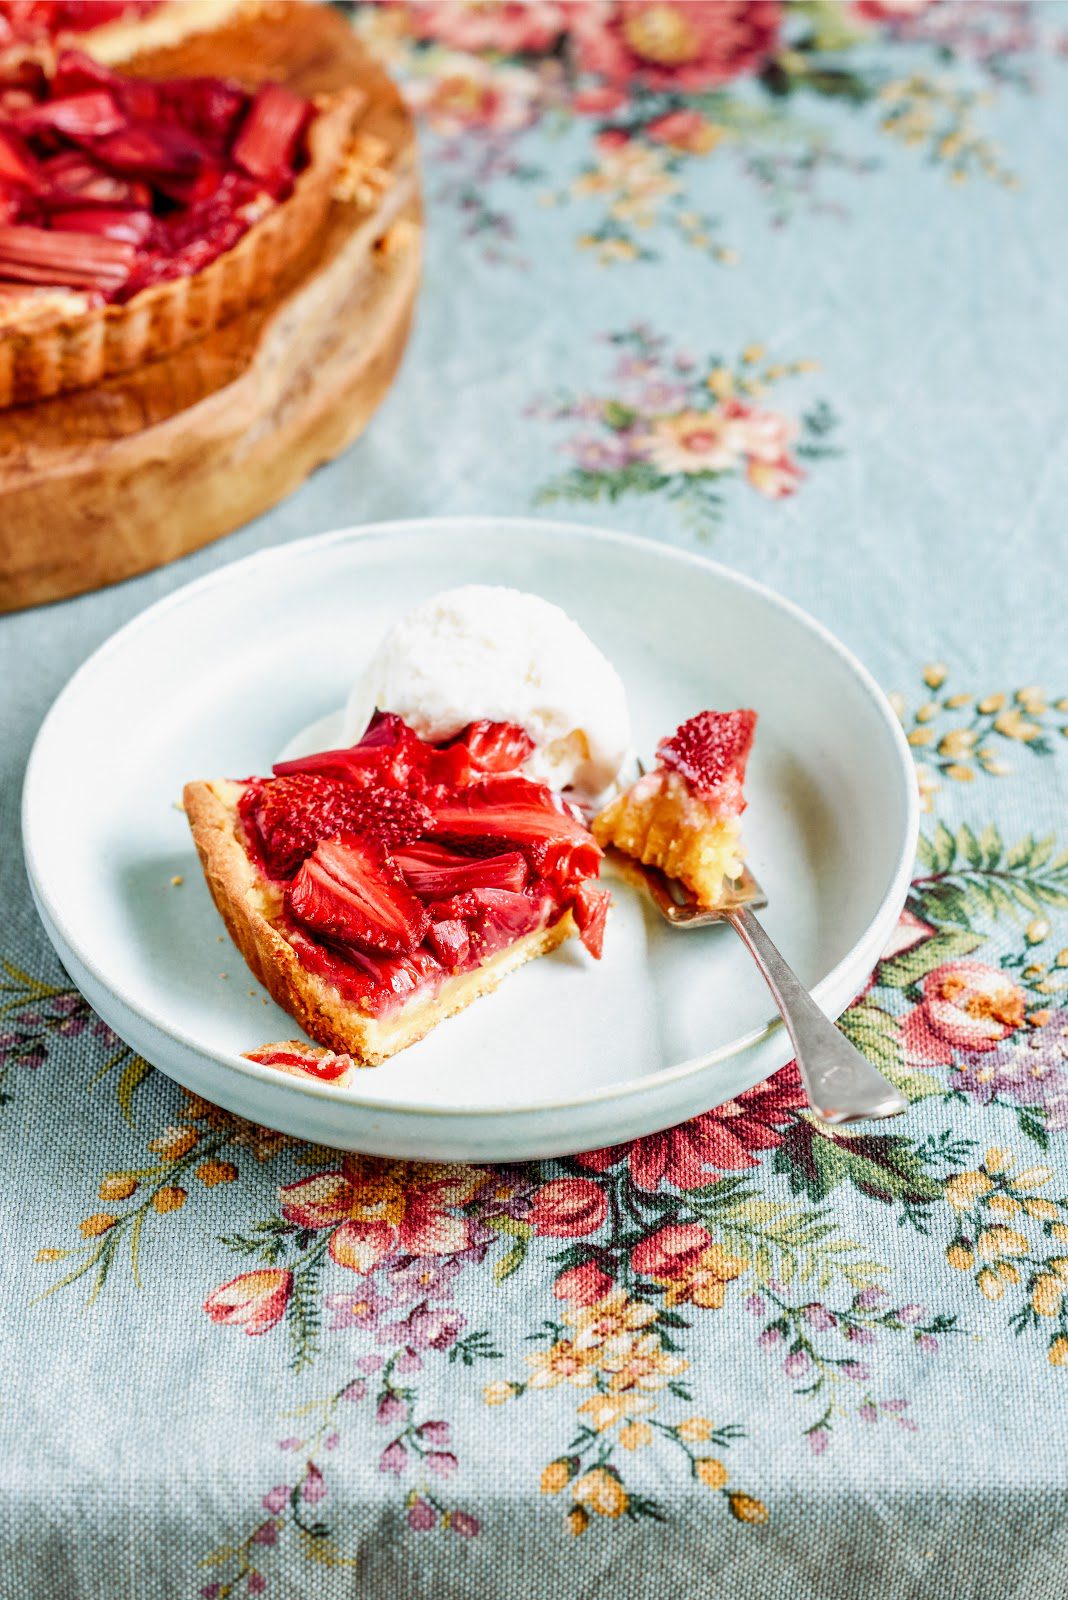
[
  {"xmin": 630, "ymin": 1223, "xmax": 746, "ymax": 1307},
  {"xmin": 853, "ymin": 0, "xmax": 935, "ymax": 22},
  {"xmin": 279, "ymin": 1158, "xmax": 482, "ymax": 1274},
  {"xmin": 901, "ymin": 961, "xmax": 1026, "ymax": 1066},
  {"xmin": 645, "ymin": 109, "xmax": 719, "ymax": 154},
  {"xmin": 204, "ymin": 1270, "xmax": 293, "ymax": 1335},
  {"xmin": 554, "ymin": 1261, "xmax": 615, "ymax": 1304},
  {"xmin": 528, "ymin": 1176, "xmax": 608, "ymax": 1237},
  {"xmin": 571, "ymin": 2, "xmax": 782, "ymax": 92},
  {"xmin": 577, "ymin": 1063, "xmax": 806, "ymax": 1189},
  {"xmin": 630, "ymin": 1223, "xmax": 710, "ymax": 1277},
  {"xmin": 406, "ymin": 1, "xmax": 568, "ymax": 54}
]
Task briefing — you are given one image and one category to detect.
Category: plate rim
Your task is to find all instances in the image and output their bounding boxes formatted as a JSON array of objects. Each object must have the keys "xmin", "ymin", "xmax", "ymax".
[{"xmin": 23, "ymin": 515, "xmax": 919, "ymax": 1120}]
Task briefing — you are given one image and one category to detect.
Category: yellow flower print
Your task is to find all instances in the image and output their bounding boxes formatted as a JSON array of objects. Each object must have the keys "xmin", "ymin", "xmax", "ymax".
[
  {"xmin": 540, "ymin": 1461, "xmax": 572, "ymax": 1495},
  {"xmin": 600, "ymin": 1331, "xmax": 687, "ymax": 1395},
  {"xmin": 677, "ymin": 1416, "xmax": 715, "ymax": 1442},
  {"xmin": 567, "ymin": 1507, "xmax": 589, "ymax": 1536},
  {"xmin": 483, "ymin": 1380, "xmax": 517, "ymax": 1406},
  {"xmin": 658, "ymin": 1242, "xmax": 747, "ymax": 1310},
  {"xmin": 728, "ymin": 1492, "xmax": 769, "ymax": 1525},
  {"xmin": 994, "ymin": 709, "xmax": 1041, "ymax": 742},
  {"xmin": 526, "ymin": 1339, "xmax": 597, "ymax": 1390},
  {"xmin": 1031, "ymin": 1276, "xmax": 1064, "ymax": 1318},
  {"xmin": 79, "ymin": 1212, "xmax": 117, "ymax": 1238},
  {"xmin": 565, "ymin": 1288, "xmax": 658, "ymax": 1353},
  {"xmin": 944, "ymin": 1170, "xmax": 993, "ymax": 1211},
  {"xmin": 695, "ymin": 1458, "xmax": 729, "ymax": 1490},
  {"xmin": 619, "ymin": 1422, "xmax": 653, "ymax": 1451},
  {"xmin": 576, "ymin": 1392, "xmax": 652, "ymax": 1433},
  {"xmin": 572, "ymin": 1467, "xmax": 628, "ymax": 1519},
  {"xmin": 99, "ymin": 1174, "xmax": 137, "ymax": 1202}
]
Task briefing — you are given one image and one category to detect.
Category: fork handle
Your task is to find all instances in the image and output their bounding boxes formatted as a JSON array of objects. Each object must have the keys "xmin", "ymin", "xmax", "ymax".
[{"xmin": 726, "ymin": 904, "xmax": 907, "ymax": 1124}]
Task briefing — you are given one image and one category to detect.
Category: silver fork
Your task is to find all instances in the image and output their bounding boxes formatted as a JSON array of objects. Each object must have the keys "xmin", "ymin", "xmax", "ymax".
[{"xmin": 604, "ymin": 847, "xmax": 907, "ymax": 1125}]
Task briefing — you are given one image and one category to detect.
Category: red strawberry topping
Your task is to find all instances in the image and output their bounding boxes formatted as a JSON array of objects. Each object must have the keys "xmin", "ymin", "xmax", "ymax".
[
  {"xmin": 287, "ymin": 835, "xmax": 430, "ymax": 958},
  {"xmin": 236, "ymin": 712, "xmax": 609, "ymax": 1015},
  {"xmin": 241, "ymin": 774, "xmax": 432, "ymax": 880},
  {"xmin": 392, "ymin": 842, "xmax": 528, "ymax": 899},
  {"xmin": 657, "ymin": 709, "xmax": 757, "ymax": 801},
  {"xmin": 455, "ymin": 719, "xmax": 535, "ymax": 774},
  {"xmin": 244, "ymin": 1043, "xmax": 356, "ymax": 1083},
  {"xmin": 571, "ymin": 881, "xmax": 611, "ymax": 960}
]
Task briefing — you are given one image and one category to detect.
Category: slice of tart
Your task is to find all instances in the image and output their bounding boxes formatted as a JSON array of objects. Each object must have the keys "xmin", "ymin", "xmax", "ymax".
[
  {"xmin": 0, "ymin": 45, "xmax": 360, "ymax": 405},
  {"xmin": 184, "ymin": 714, "xmax": 611, "ymax": 1067},
  {"xmin": 593, "ymin": 709, "xmax": 757, "ymax": 909}
]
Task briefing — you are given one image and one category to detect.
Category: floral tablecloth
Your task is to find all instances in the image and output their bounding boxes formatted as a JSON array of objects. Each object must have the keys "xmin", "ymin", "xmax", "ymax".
[{"xmin": 3, "ymin": 5, "xmax": 1068, "ymax": 1597}]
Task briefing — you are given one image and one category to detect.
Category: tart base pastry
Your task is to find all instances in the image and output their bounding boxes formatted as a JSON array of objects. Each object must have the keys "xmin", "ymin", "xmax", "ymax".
[
  {"xmin": 187, "ymin": 779, "xmax": 576, "ymax": 1065},
  {"xmin": 594, "ymin": 709, "xmax": 756, "ymax": 909}
]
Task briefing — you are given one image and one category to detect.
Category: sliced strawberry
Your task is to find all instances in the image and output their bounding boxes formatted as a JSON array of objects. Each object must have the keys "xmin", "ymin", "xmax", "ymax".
[
  {"xmin": 392, "ymin": 843, "xmax": 528, "ymax": 899},
  {"xmin": 49, "ymin": 205, "xmax": 153, "ymax": 244},
  {"xmin": 274, "ymin": 714, "xmax": 429, "ymax": 791},
  {"xmin": 14, "ymin": 89, "xmax": 125, "ymax": 139},
  {"xmin": 287, "ymin": 835, "xmax": 430, "ymax": 958},
  {"xmin": 242, "ymin": 774, "xmax": 432, "ymax": 880},
  {"xmin": 571, "ymin": 881, "xmax": 610, "ymax": 960},
  {"xmin": 426, "ymin": 918, "xmax": 470, "ymax": 970},
  {"xmin": 0, "ymin": 221, "xmax": 134, "ymax": 289},
  {"xmin": 427, "ymin": 777, "xmax": 601, "ymax": 884},
  {"xmin": 468, "ymin": 887, "xmax": 541, "ymax": 940},
  {"xmin": 457, "ymin": 720, "xmax": 535, "ymax": 774},
  {"xmin": 657, "ymin": 709, "xmax": 757, "ymax": 800},
  {"xmin": 244, "ymin": 1044, "xmax": 355, "ymax": 1083},
  {"xmin": 232, "ymin": 82, "xmax": 308, "ymax": 187}
]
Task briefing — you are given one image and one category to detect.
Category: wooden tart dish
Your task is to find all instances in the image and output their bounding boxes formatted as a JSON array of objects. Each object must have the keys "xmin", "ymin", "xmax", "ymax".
[{"xmin": 0, "ymin": 1, "xmax": 422, "ymax": 612}]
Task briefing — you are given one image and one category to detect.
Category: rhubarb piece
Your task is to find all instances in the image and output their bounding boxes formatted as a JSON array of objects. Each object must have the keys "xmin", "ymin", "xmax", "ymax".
[
  {"xmin": 287, "ymin": 836, "xmax": 431, "ymax": 959},
  {"xmin": 0, "ymin": 126, "xmax": 39, "ymax": 188},
  {"xmin": 233, "ymin": 82, "xmax": 308, "ymax": 186},
  {"xmin": 14, "ymin": 87, "xmax": 125, "ymax": 138},
  {"xmin": 0, "ymin": 219, "xmax": 132, "ymax": 287},
  {"xmin": 242, "ymin": 774, "xmax": 433, "ymax": 880},
  {"xmin": 49, "ymin": 204, "xmax": 151, "ymax": 242}
]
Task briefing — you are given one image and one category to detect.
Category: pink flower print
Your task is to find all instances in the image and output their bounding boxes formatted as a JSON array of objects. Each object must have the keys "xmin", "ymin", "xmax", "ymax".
[
  {"xmin": 408, "ymin": 1498, "xmax": 437, "ymax": 1531},
  {"xmin": 379, "ymin": 1441, "xmax": 407, "ymax": 1475}
]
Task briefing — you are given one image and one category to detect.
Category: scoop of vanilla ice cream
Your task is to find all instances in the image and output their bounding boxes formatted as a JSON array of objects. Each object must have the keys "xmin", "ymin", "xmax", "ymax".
[{"xmin": 344, "ymin": 585, "xmax": 630, "ymax": 799}]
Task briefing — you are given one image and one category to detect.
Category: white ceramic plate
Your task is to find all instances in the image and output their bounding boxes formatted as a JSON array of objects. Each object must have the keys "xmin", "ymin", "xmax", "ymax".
[{"xmin": 23, "ymin": 519, "xmax": 917, "ymax": 1161}]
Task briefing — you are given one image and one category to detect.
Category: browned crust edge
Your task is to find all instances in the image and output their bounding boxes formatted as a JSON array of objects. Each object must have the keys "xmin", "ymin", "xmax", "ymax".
[
  {"xmin": 184, "ymin": 779, "xmax": 577, "ymax": 1068},
  {"xmin": 0, "ymin": 83, "xmax": 363, "ymax": 408}
]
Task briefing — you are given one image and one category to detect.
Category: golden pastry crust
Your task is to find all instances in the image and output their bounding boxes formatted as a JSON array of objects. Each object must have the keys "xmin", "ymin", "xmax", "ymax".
[
  {"xmin": 0, "ymin": 84, "xmax": 362, "ymax": 409},
  {"xmin": 184, "ymin": 778, "xmax": 576, "ymax": 1067},
  {"xmin": 593, "ymin": 768, "xmax": 744, "ymax": 909}
]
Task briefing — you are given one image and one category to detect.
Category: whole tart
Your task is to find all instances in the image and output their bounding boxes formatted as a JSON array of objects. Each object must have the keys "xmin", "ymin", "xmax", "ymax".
[
  {"xmin": 185, "ymin": 715, "xmax": 610, "ymax": 1068},
  {"xmin": 0, "ymin": 45, "xmax": 360, "ymax": 405}
]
